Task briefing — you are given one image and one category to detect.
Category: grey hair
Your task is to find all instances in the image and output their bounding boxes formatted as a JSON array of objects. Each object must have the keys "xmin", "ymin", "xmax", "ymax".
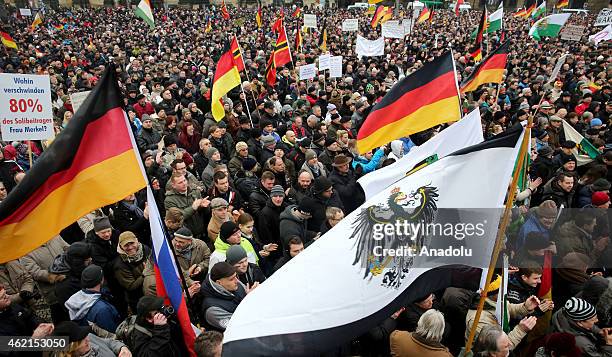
[
  {"xmin": 474, "ymin": 325, "xmax": 504, "ymax": 357},
  {"xmin": 414, "ymin": 309, "xmax": 445, "ymax": 343}
]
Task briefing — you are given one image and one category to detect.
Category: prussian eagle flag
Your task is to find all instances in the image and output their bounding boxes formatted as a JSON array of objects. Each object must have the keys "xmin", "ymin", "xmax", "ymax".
[
  {"xmin": 146, "ymin": 187, "xmax": 197, "ymax": 355},
  {"xmin": 223, "ymin": 125, "xmax": 525, "ymax": 355}
]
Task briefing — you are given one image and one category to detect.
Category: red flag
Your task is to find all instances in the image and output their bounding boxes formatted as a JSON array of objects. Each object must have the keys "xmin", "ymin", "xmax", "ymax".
[
  {"xmin": 265, "ymin": 52, "xmax": 276, "ymax": 86},
  {"xmin": 272, "ymin": 17, "xmax": 283, "ymax": 33},
  {"xmin": 455, "ymin": 0, "xmax": 464, "ymax": 16},
  {"xmin": 221, "ymin": 0, "xmax": 230, "ymax": 20},
  {"xmin": 230, "ymin": 36, "xmax": 245, "ymax": 72},
  {"xmin": 273, "ymin": 25, "xmax": 292, "ymax": 68}
]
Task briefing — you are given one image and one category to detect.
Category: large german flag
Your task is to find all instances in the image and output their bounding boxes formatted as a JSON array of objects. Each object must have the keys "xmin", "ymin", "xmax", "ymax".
[
  {"xmin": 212, "ymin": 41, "xmax": 241, "ymax": 121},
  {"xmin": 461, "ymin": 41, "xmax": 509, "ymax": 93},
  {"xmin": 469, "ymin": 9, "xmax": 487, "ymax": 62},
  {"xmin": 274, "ymin": 25, "xmax": 292, "ymax": 69},
  {"xmin": 230, "ymin": 35, "xmax": 245, "ymax": 72},
  {"xmin": 356, "ymin": 52, "xmax": 460, "ymax": 154},
  {"xmin": 371, "ymin": 5, "xmax": 392, "ymax": 28},
  {"xmin": 0, "ymin": 65, "xmax": 146, "ymax": 263},
  {"xmin": 1, "ymin": 31, "xmax": 18, "ymax": 49},
  {"xmin": 416, "ymin": 5, "xmax": 431, "ymax": 24},
  {"xmin": 523, "ymin": 0, "xmax": 536, "ymax": 18}
]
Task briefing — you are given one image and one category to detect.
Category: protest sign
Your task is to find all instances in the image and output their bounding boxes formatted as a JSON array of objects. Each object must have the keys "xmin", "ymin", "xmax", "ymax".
[
  {"xmin": 382, "ymin": 20, "xmax": 405, "ymax": 39},
  {"xmin": 329, "ymin": 56, "xmax": 343, "ymax": 78},
  {"xmin": 356, "ymin": 35, "xmax": 385, "ymax": 57},
  {"xmin": 299, "ymin": 64, "xmax": 317, "ymax": 80},
  {"xmin": 318, "ymin": 54, "xmax": 331, "ymax": 71},
  {"xmin": 304, "ymin": 14, "xmax": 317, "ymax": 28},
  {"xmin": 342, "ymin": 19, "xmax": 358, "ymax": 31},
  {"xmin": 560, "ymin": 25, "xmax": 585, "ymax": 41},
  {"xmin": 19, "ymin": 8, "xmax": 32, "ymax": 16},
  {"xmin": 595, "ymin": 9, "xmax": 612, "ymax": 27},
  {"xmin": 70, "ymin": 90, "xmax": 92, "ymax": 114}
]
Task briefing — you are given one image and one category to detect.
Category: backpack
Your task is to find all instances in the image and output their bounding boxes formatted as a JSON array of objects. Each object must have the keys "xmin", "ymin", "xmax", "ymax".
[{"xmin": 115, "ymin": 315, "xmax": 152, "ymax": 349}]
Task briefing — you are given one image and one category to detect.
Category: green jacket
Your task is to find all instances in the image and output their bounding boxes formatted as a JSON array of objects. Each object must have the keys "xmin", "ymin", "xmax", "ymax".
[{"xmin": 164, "ymin": 188, "xmax": 205, "ymax": 237}]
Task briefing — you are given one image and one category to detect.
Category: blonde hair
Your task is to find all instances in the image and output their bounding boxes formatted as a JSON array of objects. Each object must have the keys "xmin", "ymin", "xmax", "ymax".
[
  {"xmin": 54, "ymin": 341, "xmax": 81, "ymax": 357},
  {"xmin": 336, "ymin": 130, "xmax": 348, "ymax": 141}
]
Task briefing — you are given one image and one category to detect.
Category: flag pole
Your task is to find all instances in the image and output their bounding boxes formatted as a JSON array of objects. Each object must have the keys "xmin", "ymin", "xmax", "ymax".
[
  {"xmin": 232, "ymin": 34, "xmax": 262, "ymax": 121},
  {"xmin": 464, "ymin": 113, "xmax": 533, "ymax": 354},
  {"xmin": 27, "ymin": 141, "xmax": 33, "ymax": 168}
]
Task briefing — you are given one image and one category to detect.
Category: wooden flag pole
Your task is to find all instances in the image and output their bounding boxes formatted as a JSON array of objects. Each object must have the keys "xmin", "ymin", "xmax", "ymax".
[
  {"xmin": 464, "ymin": 113, "xmax": 533, "ymax": 353},
  {"xmin": 27, "ymin": 141, "xmax": 33, "ymax": 169}
]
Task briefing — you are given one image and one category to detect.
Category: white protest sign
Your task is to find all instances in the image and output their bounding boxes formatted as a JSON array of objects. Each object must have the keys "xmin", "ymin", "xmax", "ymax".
[
  {"xmin": 69, "ymin": 90, "xmax": 92, "ymax": 114},
  {"xmin": 355, "ymin": 35, "xmax": 385, "ymax": 57},
  {"xmin": 342, "ymin": 19, "xmax": 359, "ymax": 31},
  {"xmin": 594, "ymin": 9, "xmax": 612, "ymax": 27},
  {"xmin": 589, "ymin": 24, "xmax": 612, "ymax": 45},
  {"xmin": 382, "ymin": 20, "xmax": 405, "ymax": 39},
  {"xmin": 303, "ymin": 14, "xmax": 317, "ymax": 28},
  {"xmin": 19, "ymin": 8, "xmax": 32, "ymax": 16},
  {"xmin": 548, "ymin": 53, "xmax": 569, "ymax": 84},
  {"xmin": 560, "ymin": 25, "xmax": 585, "ymax": 41},
  {"xmin": 403, "ymin": 18, "xmax": 414, "ymax": 35},
  {"xmin": 329, "ymin": 56, "xmax": 343, "ymax": 78},
  {"xmin": 299, "ymin": 64, "xmax": 317, "ymax": 80},
  {"xmin": 318, "ymin": 54, "xmax": 331, "ymax": 71},
  {"xmin": 0, "ymin": 74, "xmax": 54, "ymax": 141}
]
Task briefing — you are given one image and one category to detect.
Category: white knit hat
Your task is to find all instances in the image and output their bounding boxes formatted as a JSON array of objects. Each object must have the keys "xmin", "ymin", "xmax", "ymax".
[{"xmin": 564, "ymin": 297, "xmax": 596, "ymax": 321}]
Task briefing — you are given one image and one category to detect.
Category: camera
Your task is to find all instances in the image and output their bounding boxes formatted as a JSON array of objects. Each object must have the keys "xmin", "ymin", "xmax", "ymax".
[{"xmin": 160, "ymin": 305, "xmax": 175, "ymax": 317}]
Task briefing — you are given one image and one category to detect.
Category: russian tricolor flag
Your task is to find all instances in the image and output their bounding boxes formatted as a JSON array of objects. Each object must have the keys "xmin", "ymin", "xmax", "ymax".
[{"xmin": 146, "ymin": 187, "xmax": 197, "ymax": 356}]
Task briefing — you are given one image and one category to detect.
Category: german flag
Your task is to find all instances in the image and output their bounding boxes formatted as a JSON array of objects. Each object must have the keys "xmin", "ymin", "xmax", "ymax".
[
  {"xmin": 0, "ymin": 65, "xmax": 146, "ymax": 263},
  {"xmin": 416, "ymin": 5, "xmax": 431, "ymax": 24},
  {"xmin": 231, "ymin": 35, "xmax": 245, "ymax": 72},
  {"xmin": 513, "ymin": 8, "xmax": 527, "ymax": 17},
  {"xmin": 256, "ymin": 7, "xmax": 263, "ymax": 28},
  {"xmin": 319, "ymin": 25, "xmax": 327, "ymax": 52},
  {"xmin": 53, "ymin": 24, "xmax": 64, "ymax": 30},
  {"xmin": 555, "ymin": 0, "xmax": 569, "ymax": 8},
  {"xmin": 221, "ymin": 0, "xmax": 230, "ymax": 20},
  {"xmin": 1, "ymin": 31, "xmax": 18, "ymax": 49},
  {"xmin": 292, "ymin": 7, "xmax": 302, "ymax": 18},
  {"xmin": 212, "ymin": 41, "xmax": 241, "ymax": 121},
  {"xmin": 265, "ymin": 52, "xmax": 277, "ymax": 87},
  {"xmin": 356, "ymin": 52, "xmax": 460, "ymax": 154},
  {"xmin": 371, "ymin": 5, "xmax": 392, "ymax": 28},
  {"xmin": 461, "ymin": 41, "xmax": 509, "ymax": 93},
  {"xmin": 523, "ymin": 0, "xmax": 536, "ymax": 18},
  {"xmin": 31, "ymin": 12, "xmax": 43, "ymax": 30},
  {"xmin": 273, "ymin": 25, "xmax": 292, "ymax": 68},
  {"xmin": 295, "ymin": 26, "xmax": 303, "ymax": 53},
  {"xmin": 469, "ymin": 9, "xmax": 487, "ymax": 62}
]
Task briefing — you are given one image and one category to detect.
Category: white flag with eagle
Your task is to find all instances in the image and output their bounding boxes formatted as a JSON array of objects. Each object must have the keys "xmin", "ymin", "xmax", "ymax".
[{"xmin": 222, "ymin": 125, "xmax": 525, "ymax": 356}]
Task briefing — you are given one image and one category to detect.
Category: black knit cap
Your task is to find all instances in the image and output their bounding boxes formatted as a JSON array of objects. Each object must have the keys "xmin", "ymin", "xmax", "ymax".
[
  {"xmin": 219, "ymin": 221, "xmax": 240, "ymax": 242},
  {"xmin": 210, "ymin": 261, "xmax": 236, "ymax": 281},
  {"xmin": 137, "ymin": 296, "xmax": 165, "ymax": 317},
  {"xmin": 313, "ymin": 177, "xmax": 333, "ymax": 194},
  {"xmin": 53, "ymin": 321, "xmax": 91, "ymax": 342}
]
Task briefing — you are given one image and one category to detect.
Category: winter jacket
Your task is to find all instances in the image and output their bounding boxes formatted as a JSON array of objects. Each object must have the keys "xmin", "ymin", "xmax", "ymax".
[
  {"xmin": 234, "ymin": 171, "xmax": 260, "ymax": 210},
  {"xmin": 307, "ymin": 192, "xmax": 344, "ymax": 232},
  {"xmin": 551, "ymin": 309, "xmax": 612, "ymax": 357},
  {"xmin": 248, "ymin": 184, "xmax": 271, "ymax": 216},
  {"xmin": 228, "ymin": 153, "xmax": 256, "ymax": 178},
  {"xmin": 65, "ymin": 289, "xmax": 121, "ymax": 333},
  {"xmin": 318, "ymin": 149, "xmax": 337, "ymax": 173},
  {"xmin": 164, "ymin": 187, "xmax": 206, "ymax": 237},
  {"xmin": 113, "ymin": 245, "xmax": 151, "ymax": 311},
  {"xmin": 208, "ymin": 237, "xmax": 258, "ymax": 272},
  {"xmin": 83, "ymin": 333, "xmax": 128, "ymax": 357},
  {"xmin": 0, "ymin": 260, "xmax": 35, "ymax": 306},
  {"xmin": 515, "ymin": 212, "xmax": 552, "ymax": 252},
  {"xmin": 132, "ymin": 321, "xmax": 183, "ymax": 357},
  {"xmin": 465, "ymin": 297, "xmax": 531, "ymax": 349},
  {"xmin": 19, "ymin": 236, "xmax": 69, "ymax": 305},
  {"xmin": 174, "ymin": 239, "xmax": 211, "ymax": 286},
  {"xmin": 556, "ymin": 221, "xmax": 600, "ymax": 263},
  {"xmin": 279, "ymin": 205, "xmax": 318, "ymax": 247},
  {"xmin": 352, "ymin": 148, "xmax": 385, "ymax": 174},
  {"xmin": 0, "ymin": 303, "xmax": 38, "ymax": 340},
  {"xmin": 257, "ymin": 200, "xmax": 287, "ymax": 247},
  {"xmin": 201, "ymin": 274, "xmax": 247, "ymax": 331},
  {"xmin": 137, "ymin": 127, "xmax": 162, "ymax": 152},
  {"xmin": 85, "ymin": 230, "xmax": 120, "ymax": 272},
  {"xmin": 238, "ymin": 263, "xmax": 266, "ymax": 286},
  {"xmin": 300, "ymin": 161, "xmax": 327, "ymax": 179},
  {"xmin": 541, "ymin": 179, "xmax": 575, "ymax": 209},
  {"xmin": 329, "ymin": 168, "xmax": 365, "ymax": 214},
  {"xmin": 110, "ymin": 201, "xmax": 150, "ymax": 244},
  {"xmin": 576, "ymin": 184, "xmax": 595, "ymax": 208},
  {"xmin": 390, "ymin": 331, "xmax": 453, "ymax": 357}
]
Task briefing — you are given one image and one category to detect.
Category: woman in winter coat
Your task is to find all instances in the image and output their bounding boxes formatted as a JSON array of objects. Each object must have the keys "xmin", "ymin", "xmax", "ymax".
[
  {"xmin": 390, "ymin": 310, "xmax": 453, "ymax": 357},
  {"xmin": 177, "ymin": 121, "xmax": 201, "ymax": 155},
  {"xmin": 113, "ymin": 232, "xmax": 151, "ymax": 312}
]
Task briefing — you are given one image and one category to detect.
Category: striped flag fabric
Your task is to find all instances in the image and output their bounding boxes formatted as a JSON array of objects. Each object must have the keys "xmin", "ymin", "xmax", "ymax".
[
  {"xmin": 532, "ymin": 251, "xmax": 553, "ymax": 335},
  {"xmin": 205, "ymin": 17, "xmax": 212, "ymax": 33},
  {"xmin": 265, "ymin": 52, "xmax": 277, "ymax": 87},
  {"xmin": 356, "ymin": 52, "xmax": 461, "ymax": 154},
  {"xmin": 292, "ymin": 7, "xmax": 302, "ymax": 18},
  {"xmin": 0, "ymin": 64, "xmax": 146, "ymax": 263},
  {"xmin": 455, "ymin": 0, "xmax": 464, "ymax": 16},
  {"xmin": 513, "ymin": 7, "xmax": 527, "ymax": 18},
  {"xmin": 529, "ymin": 13, "xmax": 571, "ymax": 41},
  {"xmin": 230, "ymin": 36, "xmax": 245, "ymax": 72},
  {"xmin": 273, "ymin": 25, "xmax": 292, "ymax": 68},
  {"xmin": 295, "ymin": 27, "xmax": 303, "ymax": 52},
  {"xmin": 272, "ymin": 17, "xmax": 283, "ymax": 33},
  {"xmin": 221, "ymin": 0, "xmax": 230, "ymax": 20},
  {"xmin": 256, "ymin": 7, "xmax": 262, "ymax": 28},
  {"xmin": 1, "ymin": 31, "xmax": 18, "ymax": 49},
  {"xmin": 472, "ymin": 6, "xmax": 502, "ymax": 37},
  {"xmin": 371, "ymin": 5, "xmax": 392, "ymax": 27},
  {"xmin": 562, "ymin": 119, "xmax": 601, "ymax": 165},
  {"xmin": 469, "ymin": 9, "xmax": 487, "ymax": 62},
  {"xmin": 211, "ymin": 41, "xmax": 241, "ymax": 121},
  {"xmin": 532, "ymin": 0, "xmax": 546, "ymax": 20},
  {"xmin": 524, "ymin": 0, "xmax": 537, "ymax": 18},
  {"xmin": 416, "ymin": 5, "xmax": 431, "ymax": 23},
  {"xmin": 134, "ymin": 0, "xmax": 154, "ymax": 29},
  {"xmin": 223, "ymin": 126, "xmax": 525, "ymax": 356},
  {"xmin": 147, "ymin": 186, "xmax": 197, "ymax": 356},
  {"xmin": 31, "ymin": 12, "xmax": 43, "ymax": 30},
  {"xmin": 556, "ymin": 0, "xmax": 569, "ymax": 8},
  {"xmin": 358, "ymin": 107, "xmax": 484, "ymax": 200},
  {"xmin": 461, "ymin": 41, "xmax": 509, "ymax": 93},
  {"xmin": 368, "ymin": 0, "xmax": 384, "ymax": 4}
]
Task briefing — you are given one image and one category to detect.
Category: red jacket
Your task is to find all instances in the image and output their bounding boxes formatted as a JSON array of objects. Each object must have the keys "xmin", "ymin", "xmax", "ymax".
[{"xmin": 134, "ymin": 102, "xmax": 155, "ymax": 119}]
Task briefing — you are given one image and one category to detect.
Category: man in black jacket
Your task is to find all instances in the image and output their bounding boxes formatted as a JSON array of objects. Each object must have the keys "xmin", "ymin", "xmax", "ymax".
[
  {"xmin": 136, "ymin": 115, "xmax": 162, "ymax": 153},
  {"xmin": 132, "ymin": 296, "xmax": 185, "ymax": 357},
  {"xmin": 53, "ymin": 241, "xmax": 93, "ymax": 309},
  {"xmin": 329, "ymin": 155, "xmax": 365, "ymax": 214},
  {"xmin": 248, "ymin": 171, "xmax": 275, "ymax": 216},
  {"xmin": 201, "ymin": 262, "xmax": 249, "ymax": 331},
  {"xmin": 308, "ymin": 177, "xmax": 344, "ymax": 232}
]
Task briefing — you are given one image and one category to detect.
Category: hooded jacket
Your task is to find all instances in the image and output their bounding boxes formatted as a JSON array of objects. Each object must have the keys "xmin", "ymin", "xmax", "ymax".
[
  {"xmin": 352, "ymin": 148, "xmax": 385, "ymax": 174},
  {"xmin": 551, "ymin": 308, "xmax": 612, "ymax": 357},
  {"xmin": 279, "ymin": 205, "xmax": 318, "ymax": 247},
  {"xmin": 65, "ymin": 289, "xmax": 121, "ymax": 333},
  {"xmin": 208, "ymin": 237, "xmax": 258, "ymax": 272},
  {"xmin": 201, "ymin": 274, "xmax": 247, "ymax": 331}
]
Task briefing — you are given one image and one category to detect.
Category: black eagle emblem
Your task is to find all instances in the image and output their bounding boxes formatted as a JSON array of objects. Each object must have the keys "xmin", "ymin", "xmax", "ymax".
[{"xmin": 350, "ymin": 185, "xmax": 439, "ymax": 288}]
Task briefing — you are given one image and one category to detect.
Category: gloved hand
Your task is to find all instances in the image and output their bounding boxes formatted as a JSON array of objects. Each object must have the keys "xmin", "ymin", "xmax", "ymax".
[{"xmin": 19, "ymin": 290, "xmax": 34, "ymax": 302}]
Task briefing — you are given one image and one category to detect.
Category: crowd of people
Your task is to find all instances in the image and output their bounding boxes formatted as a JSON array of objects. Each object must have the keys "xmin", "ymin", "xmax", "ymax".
[{"xmin": 0, "ymin": 2, "xmax": 611, "ymax": 357}]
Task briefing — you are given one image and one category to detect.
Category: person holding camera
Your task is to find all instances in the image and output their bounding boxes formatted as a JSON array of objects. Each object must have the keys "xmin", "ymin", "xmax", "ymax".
[{"xmin": 132, "ymin": 296, "xmax": 186, "ymax": 357}]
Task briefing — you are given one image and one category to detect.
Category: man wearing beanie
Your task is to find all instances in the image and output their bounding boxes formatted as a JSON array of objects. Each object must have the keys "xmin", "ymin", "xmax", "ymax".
[
  {"xmin": 301, "ymin": 149, "xmax": 327, "ymax": 180},
  {"xmin": 64, "ymin": 264, "xmax": 121, "ymax": 333},
  {"xmin": 228, "ymin": 141, "xmax": 256, "ymax": 177},
  {"xmin": 307, "ymin": 177, "xmax": 344, "ymax": 232},
  {"xmin": 132, "ymin": 295, "xmax": 185, "ymax": 356},
  {"xmin": 201, "ymin": 262, "xmax": 250, "ymax": 331},
  {"xmin": 576, "ymin": 178, "xmax": 611, "ymax": 208},
  {"xmin": 226, "ymin": 245, "xmax": 266, "ymax": 286},
  {"xmin": 201, "ymin": 146, "xmax": 222, "ymax": 189},
  {"xmin": 279, "ymin": 196, "xmax": 320, "ymax": 247},
  {"xmin": 318, "ymin": 137, "xmax": 341, "ymax": 173},
  {"xmin": 329, "ymin": 154, "xmax": 365, "ymax": 213},
  {"xmin": 552, "ymin": 297, "xmax": 612, "ymax": 355},
  {"xmin": 172, "ymin": 227, "xmax": 211, "ymax": 285},
  {"xmin": 287, "ymin": 137, "xmax": 311, "ymax": 170},
  {"xmin": 258, "ymin": 185, "xmax": 289, "ymax": 257},
  {"xmin": 209, "ymin": 221, "xmax": 258, "ymax": 272},
  {"xmin": 52, "ymin": 242, "xmax": 93, "ymax": 309}
]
